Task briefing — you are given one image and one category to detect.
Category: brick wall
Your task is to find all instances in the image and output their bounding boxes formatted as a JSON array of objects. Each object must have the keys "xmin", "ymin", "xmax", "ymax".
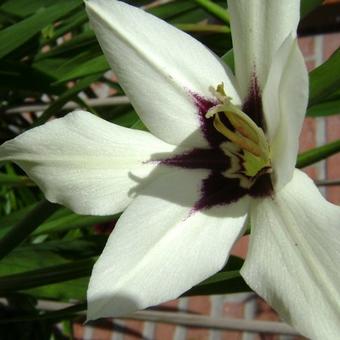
[{"xmin": 73, "ymin": 32, "xmax": 340, "ymax": 340}]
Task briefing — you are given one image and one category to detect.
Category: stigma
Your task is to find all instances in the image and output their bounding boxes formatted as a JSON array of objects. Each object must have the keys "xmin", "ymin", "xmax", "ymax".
[{"xmin": 206, "ymin": 83, "xmax": 272, "ymax": 188}]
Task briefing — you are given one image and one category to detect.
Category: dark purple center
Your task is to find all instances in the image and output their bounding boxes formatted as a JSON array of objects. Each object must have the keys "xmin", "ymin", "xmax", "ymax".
[{"xmin": 160, "ymin": 84, "xmax": 273, "ymax": 212}]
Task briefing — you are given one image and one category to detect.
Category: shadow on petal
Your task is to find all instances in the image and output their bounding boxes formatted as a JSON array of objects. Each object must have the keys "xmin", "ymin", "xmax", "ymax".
[{"xmin": 127, "ymin": 128, "xmax": 249, "ymax": 218}]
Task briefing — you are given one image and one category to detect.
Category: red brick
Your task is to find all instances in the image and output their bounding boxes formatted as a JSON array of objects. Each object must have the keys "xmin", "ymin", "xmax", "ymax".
[
  {"xmin": 72, "ymin": 322, "xmax": 84, "ymax": 340},
  {"xmin": 305, "ymin": 60, "xmax": 315, "ymax": 71},
  {"xmin": 123, "ymin": 320, "xmax": 144, "ymax": 340},
  {"xmin": 298, "ymin": 36, "xmax": 315, "ymax": 58},
  {"xmin": 323, "ymin": 33, "xmax": 340, "ymax": 60},
  {"xmin": 154, "ymin": 300, "xmax": 178, "ymax": 340},
  {"xmin": 92, "ymin": 324, "xmax": 113, "ymax": 340},
  {"xmin": 231, "ymin": 235, "xmax": 249, "ymax": 259},
  {"xmin": 221, "ymin": 301, "xmax": 244, "ymax": 340},
  {"xmin": 299, "ymin": 117, "xmax": 317, "ymax": 179},
  {"xmin": 186, "ymin": 296, "xmax": 211, "ymax": 340},
  {"xmin": 254, "ymin": 298, "xmax": 280, "ymax": 340}
]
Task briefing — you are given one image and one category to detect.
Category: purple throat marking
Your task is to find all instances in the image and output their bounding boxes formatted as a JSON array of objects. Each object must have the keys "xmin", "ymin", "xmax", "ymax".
[{"xmin": 160, "ymin": 89, "xmax": 273, "ymax": 212}]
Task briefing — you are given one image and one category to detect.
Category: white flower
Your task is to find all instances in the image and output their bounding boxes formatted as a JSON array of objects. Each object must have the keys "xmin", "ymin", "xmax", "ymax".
[{"xmin": 1, "ymin": 0, "xmax": 339, "ymax": 338}]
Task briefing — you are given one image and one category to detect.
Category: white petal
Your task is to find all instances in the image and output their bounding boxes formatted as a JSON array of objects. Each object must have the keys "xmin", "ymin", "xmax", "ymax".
[
  {"xmin": 263, "ymin": 37, "xmax": 308, "ymax": 189},
  {"xmin": 0, "ymin": 110, "xmax": 177, "ymax": 215},
  {"xmin": 228, "ymin": 0, "xmax": 300, "ymax": 98},
  {"xmin": 87, "ymin": 169, "xmax": 249, "ymax": 319},
  {"xmin": 85, "ymin": 0, "xmax": 240, "ymax": 147},
  {"xmin": 242, "ymin": 169, "xmax": 340, "ymax": 339}
]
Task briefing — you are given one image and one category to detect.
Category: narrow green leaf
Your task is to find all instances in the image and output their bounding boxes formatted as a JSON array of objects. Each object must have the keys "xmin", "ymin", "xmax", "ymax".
[
  {"xmin": 176, "ymin": 23, "xmax": 229, "ymax": 33},
  {"xmin": 0, "ymin": 302, "xmax": 86, "ymax": 323},
  {"xmin": 41, "ymin": 9, "xmax": 88, "ymax": 45},
  {"xmin": 32, "ymin": 74, "xmax": 101, "ymax": 127},
  {"xmin": 0, "ymin": 0, "xmax": 56, "ymax": 18},
  {"xmin": 54, "ymin": 55, "xmax": 109, "ymax": 84},
  {"xmin": 27, "ymin": 236, "xmax": 107, "ymax": 260},
  {"xmin": 148, "ymin": 0, "xmax": 196, "ymax": 20},
  {"xmin": 27, "ymin": 278, "xmax": 88, "ymax": 301},
  {"xmin": 296, "ymin": 139, "xmax": 340, "ymax": 168},
  {"xmin": 33, "ymin": 213, "xmax": 116, "ymax": 236},
  {"xmin": 0, "ymin": 246, "xmax": 69, "ymax": 276},
  {"xmin": 0, "ymin": 206, "xmax": 115, "ymax": 238},
  {"xmin": 0, "ymin": 173, "xmax": 33, "ymax": 186},
  {"xmin": 309, "ymin": 48, "xmax": 340, "ymax": 106},
  {"xmin": 184, "ymin": 256, "xmax": 250, "ymax": 296},
  {"xmin": 35, "ymin": 30, "xmax": 96, "ymax": 60},
  {"xmin": 194, "ymin": 0, "xmax": 229, "ymax": 24},
  {"xmin": 0, "ymin": 203, "xmax": 38, "ymax": 229},
  {"xmin": 300, "ymin": 0, "xmax": 322, "ymax": 17},
  {"xmin": 184, "ymin": 270, "xmax": 249, "ymax": 296},
  {"xmin": 221, "ymin": 48, "xmax": 234, "ymax": 72},
  {"xmin": 0, "ymin": 200, "xmax": 59, "ymax": 260},
  {"xmin": 0, "ymin": 243, "xmax": 91, "ymax": 300},
  {"xmin": 0, "ymin": 60, "xmax": 62, "ymax": 95},
  {"xmin": 36, "ymin": 49, "xmax": 101, "ymax": 82},
  {"xmin": 0, "ymin": 259, "xmax": 93, "ymax": 293},
  {"xmin": 0, "ymin": 0, "xmax": 81, "ymax": 59},
  {"xmin": 307, "ymin": 99, "xmax": 340, "ymax": 117}
]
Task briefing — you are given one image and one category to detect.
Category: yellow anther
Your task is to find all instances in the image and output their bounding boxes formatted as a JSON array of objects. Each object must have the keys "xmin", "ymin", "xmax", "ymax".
[
  {"xmin": 223, "ymin": 109, "xmax": 259, "ymax": 143},
  {"xmin": 207, "ymin": 83, "xmax": 272, "ymax": 180},
  {"xmin": 213, "ymin": 113, "xmax": 263, "ymax": 157}
]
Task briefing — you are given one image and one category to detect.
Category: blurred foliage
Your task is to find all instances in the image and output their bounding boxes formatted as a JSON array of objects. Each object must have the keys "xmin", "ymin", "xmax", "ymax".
[{"xmin": 0, "ymin": 0, "xmax": 338, "ymax": 338}]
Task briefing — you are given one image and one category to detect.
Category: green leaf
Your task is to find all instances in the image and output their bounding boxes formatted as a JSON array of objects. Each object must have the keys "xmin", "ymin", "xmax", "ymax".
[
  {"xmin": 184, "ymin": 256, "xmax": 250, "ymax": 296},
  {"xmin": 148, "ymin": 0, "xmax": 196, "ymax": 20},
  {"xmin": 0, "ymin": 173, "xmax": 32, "ymax": 186},
  {"xmin": 27, "ymin": 278, "xmax": 88, "ymax": 301},
  {"xmin": 0, "ymin": 200, "xmax": 59, "ymax": 260},
  {"xmin": 0, "ymin": 205, "xmax": 116, "ymax": 238},
  {"xmin": 33, "ymin": 213, "xmax": 116, "ymax": 236},
  {"xmin": 307, "ymin": 98, "xmax": 340, "ymax": 117},
  {"xmin": 176, "ymin": 23, "xmax": 229, "ymax": 33},
  {"xmin": 1, "ymin": 0, "xmax": 57, "ymax": 18},
  {"xmin": 54, "ymin": 55, "xmax": 109, "ymax": 84},
  {"xmin": 221, "ymin": 48, "xmax": 234, "ymax": 72},
  {"xmin": 0, "ymin": 259, "xmax": 93, "ymax": 293},
  {"xmin": 194, "ymin": 0, "xmax": 229, "ymax": 24},
  {"xmin": 41, "ymin": 9, "xmax": 88, "ymax": 45},
  {"xmin": 0, "ymin": 60, "xmax": 62, "ymax": 95},
  {"xmin": 0, "ymin": 244, "xmax": 90, "ymax": 300},
  {"xmin": 28, "ymin": 236, "xmax": 107, "ymax": 260},
  {"xmin": 0, "ymin": 203, "xmax": 38, "ymax": 229},
  {"xmin": 35, "ymin": 30, "xmax": 96, "ymax": 60},
  {"xmin": 300, "ymin": 0, "xmax": 322, "ymax": 17},
  {"xmin": 296, "ymin": 139, "xmax": 340, "ymax": 168},
  {"xmin": 309, "ymin": 48, "xmax": 340, "ymax": 106},
  {"xmin": 0, "ymin": 0, "xmax": 81, "ymax": 59},
  {"xmin": 101, "ymin": 105, "xmax": 141, "ymax": 128},
  {"xmin": 32, "ymin": 74, "xmax": 101, "ymax": 127},
  {"xmin": 0, "ymin": 247, "xmax": 68, "ymax": 277},
  {"xmin": 0, "ymin": 302, "xmax": 86, "ymax": 323}
]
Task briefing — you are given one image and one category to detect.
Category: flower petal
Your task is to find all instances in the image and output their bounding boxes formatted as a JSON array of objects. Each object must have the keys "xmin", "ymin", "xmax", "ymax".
[
  {"xmin": 87, "ymin": 169, "xmax": 249, "ymax": 319},
  {"xmin": 0, "ymin": 110, "xmax": 176, "ymax": 215},
  {"xmin": 85, "ymin": 0, "xmax": 240, "ymax": 147},
  {"xmin": 228, "ymin": 0, "xmax": 300, "ymax": 98},
  {"xmin": 242, "ymin": 169, "xmax": 340, "ymax": 339},
  {"xmin": 263, "ymin": 36, "xmax": 308, "ymax": 189}
]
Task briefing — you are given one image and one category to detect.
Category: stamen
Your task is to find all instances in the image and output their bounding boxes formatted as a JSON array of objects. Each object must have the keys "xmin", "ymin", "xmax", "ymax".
[
  {"xmin": 213, "ymin": 113, "xmax": 263, "ymax": 157},
  {"xmin": 207, "ymin": 83, "xmax": 272, "ymax": 182},
  {"xmin": 222, "ymin": 106, "xmax": 260, "ymax": 143}
]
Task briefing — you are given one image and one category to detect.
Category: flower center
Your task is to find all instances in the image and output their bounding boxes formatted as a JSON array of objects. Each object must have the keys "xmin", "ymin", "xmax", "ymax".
[{"xmin": 206, "ymin": 83, "xmax": 272, "ymax": 188}]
